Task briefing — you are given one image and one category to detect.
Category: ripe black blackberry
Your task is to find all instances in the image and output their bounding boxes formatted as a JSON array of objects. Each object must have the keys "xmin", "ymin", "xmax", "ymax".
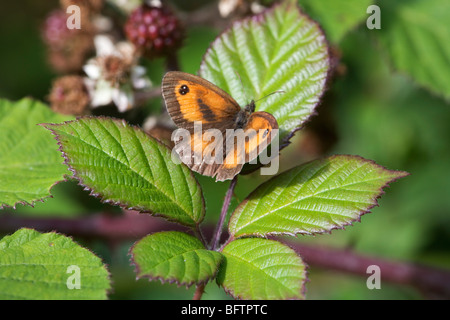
[{"xmin": 124, "ymin": 3, "xmax": 184, "ymax": 58}]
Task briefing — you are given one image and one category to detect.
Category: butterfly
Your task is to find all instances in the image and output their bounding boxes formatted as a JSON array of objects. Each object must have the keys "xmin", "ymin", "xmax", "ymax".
[{"xmin": 162, "ymin": 71, "xmax": 278, "ymax": 181}]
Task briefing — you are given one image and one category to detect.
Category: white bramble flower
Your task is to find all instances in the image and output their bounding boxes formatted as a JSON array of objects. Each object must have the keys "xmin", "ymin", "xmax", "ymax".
[
  {"xmin": 83, "ymin": 35, "xmax": 151, "ymax": 112},
  {"xmin": 218, "ymin": 0, "xmax": 265, "ymax": 18},
  {"xmin": 108, "ymin": 0, "xmax": 142, "ymax": 14}
]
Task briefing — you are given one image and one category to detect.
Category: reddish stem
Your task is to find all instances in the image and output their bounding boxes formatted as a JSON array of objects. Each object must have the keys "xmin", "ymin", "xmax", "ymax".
[
  {"xmin": 1, "ymin": 211, "xmax": 450, "ymax": 298},
  {"xmin": 286, "ymin": 241, "xmax": 450, "ymax": 299},
  {"xmin": 210, "ymin": 176, "xmax": 238, "ymax": 250},
  {"xmin": 193, "ymin": 284, "xmax": 206, "ymax": 300}
]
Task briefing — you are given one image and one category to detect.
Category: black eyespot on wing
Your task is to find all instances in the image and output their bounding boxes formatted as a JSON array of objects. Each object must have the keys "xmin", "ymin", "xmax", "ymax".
[{"xmin": 179, "ymin": 84, "xmax": 189, "ymax": 95}]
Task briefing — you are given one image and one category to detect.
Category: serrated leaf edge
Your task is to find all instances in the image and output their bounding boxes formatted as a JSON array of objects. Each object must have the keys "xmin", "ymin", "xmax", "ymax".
[
  {"xmin": 0, "ymin": 98, "xmax": 73, "ymax": 210},
  {"xmin": 41, "ymin": 116, "xmax": 206, "ymax": 228},
  {"xmin": 0, "ymin": 227, "xmax": 112, "ymax": 299},
  {"xmin": 128, "ymin": 231, "xmax": 223, "ymax": 289},
  {"xmin": 218, "ymin": 237, "xmax": 308, "ymax": 300},
  {"xmin": 198, "ymin": 0, "xmax": 335, "ymax": 149},
  {"xmin": 229, "ymin": 154, "xmax": 409, "ymax": 239},
  {"xmin": 0, "ymin": 178, "xmax": 69, "ymax": 211}
]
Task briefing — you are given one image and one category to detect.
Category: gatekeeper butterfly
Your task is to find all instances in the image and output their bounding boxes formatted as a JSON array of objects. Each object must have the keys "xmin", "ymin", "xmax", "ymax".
[{"xmin": 162, "ymin": 71, "xmax": 278, "ymax": 181}]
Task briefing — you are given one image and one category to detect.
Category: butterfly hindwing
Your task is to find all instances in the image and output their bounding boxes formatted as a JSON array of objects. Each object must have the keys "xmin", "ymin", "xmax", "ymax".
[
  {"xmin": 215, "ymin": 112, "xmax": 278, "ymax": 181},
  {"xmin": 172, "ymin": 128, "xmax": 224, "ymax": 177},
  {"xmin": 162, "ymin": 71, "xmax": 279, "ymax": 182}
]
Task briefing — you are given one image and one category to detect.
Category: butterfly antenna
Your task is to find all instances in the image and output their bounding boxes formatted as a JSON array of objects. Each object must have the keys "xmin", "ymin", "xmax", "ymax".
[
  {"xmin": 255, "ymin": 90, "xmax": 285, "ymax": 103},
  {"xmin": 233, "ymin": 70, "xmax": 249, "ymax": 104}
]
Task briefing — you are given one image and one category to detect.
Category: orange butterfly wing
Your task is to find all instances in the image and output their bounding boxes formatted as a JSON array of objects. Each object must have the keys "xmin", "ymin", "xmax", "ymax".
[
  {"xmin": 162, "ymin": 71, "xmax": 279, "ymax": 182},
  {"xmin": 162, "ymin": 71, "xmax": 240, "ymax": 132},
  {"xmin": 215, "ymin": 112, "xmax": 279, "ymax": 181},
  {"xmin": 162, "ymin": 71, "xmax": 239, "ymax": 178}
]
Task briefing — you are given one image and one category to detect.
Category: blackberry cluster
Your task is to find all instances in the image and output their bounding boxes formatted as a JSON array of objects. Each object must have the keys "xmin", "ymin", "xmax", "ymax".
[
  {"xmin": 42, "ymin": 10, "xmax": 95, "ymax": 73},
  {"xmin": 125, "ymin": 4, "xmax": 184, "ymax": 58},
  {"xmin": 42, "ymin": 10, "xmax": 70, "ymax": 48},
  {"xmin": 49, "ymin": 76, "xmax": 90, "ymax": 115}
]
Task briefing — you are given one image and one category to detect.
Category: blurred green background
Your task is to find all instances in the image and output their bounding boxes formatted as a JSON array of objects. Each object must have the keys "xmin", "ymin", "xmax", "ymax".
[{"xmin": 0, "ymin": 0, "xmax": 449, "ymax": 299}]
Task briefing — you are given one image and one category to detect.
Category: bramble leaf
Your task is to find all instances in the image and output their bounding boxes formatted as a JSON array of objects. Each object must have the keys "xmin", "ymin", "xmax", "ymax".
[
  {"xmin": 0, "ymin": 98, "xmax": 72, "ymax": 209},
  {"xmin": 199, "ymin": 0, "xmax": 330, "ymax": 142},
  {"xmin": 217, "ymin": 238, "xmax": 306, "ymax": 300},
  {"xmin": 43, "ymin": 117, "xmax": 205, "ymax": 227},
  {"xmin": 0, "ymin": 228, "xmax": 110, "ymax": 300},
  {"xmin": 298, "ymin": 0, "xmax": 373, "ymax": 43},
  {"xmin": 376, "ymin": 0, "xmax": 450, "ymax": 100},
  {"xmin": 229, "ymin": 155, "xmax": 408, "ymax": 237},
  {"xmin": 130, "ymin": 231, "xmax": 223, "ymax": 287}
]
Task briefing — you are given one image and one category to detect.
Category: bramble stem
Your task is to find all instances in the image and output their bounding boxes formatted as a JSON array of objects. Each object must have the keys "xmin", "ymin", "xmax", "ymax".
[
  {"xmin": 210, "ymin": 176, "xmax": 238, "ymax": 251},
  {"xmin": 194, "ymin": 176, "xmax": 238, "ymax": 300},
  {"xmin": 134, "ymin": 86, "xmax": 161, "ymax": 106},
  {"xmin": 193, "ymin": 284, "xmax": 206, "ymax": 300},
  {"xmin": 2, "ymin": 211, "xmax": 450, "ymax": 298},
  {"xmin": 166, "ymin": 52, "xmax": 180, "ymax": 72}
]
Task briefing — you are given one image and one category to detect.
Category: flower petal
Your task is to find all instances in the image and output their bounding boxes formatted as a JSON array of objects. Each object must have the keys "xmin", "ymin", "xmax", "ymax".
[
  {"xmin": 91, "ymin": 80, "xmax": 114, "ymax": 107},
  {"xmin": 131, "ymin": 66, "xmax": 151, "ymax": 89},
  {"xmin": 83, "ymin": 63, "xmax": 101, "ymax": 80},
  {"xmin": 94, "ymin": 35, "xmax": 117, "ymax": 56},
  {"xmin": 132, "ymin": 65, "xmax": 147, "ymax": 78},
  {"xmin": 117, "ymin": 41, "xmax": 135, "ymax": 61},
  {"xmin": 112, "ymin": 85, "xmax": 134, "ymax": 112}
]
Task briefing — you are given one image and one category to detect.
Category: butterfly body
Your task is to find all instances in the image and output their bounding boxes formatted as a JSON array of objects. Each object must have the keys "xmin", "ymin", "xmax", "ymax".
[{"xmin": 162, "ymin": 71, "xmax": 278, "ymax": 181}]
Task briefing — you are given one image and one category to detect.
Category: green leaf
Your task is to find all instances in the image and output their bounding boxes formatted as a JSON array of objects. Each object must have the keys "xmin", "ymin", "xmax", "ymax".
[
  {"xmin": 199, "ymin": 0, "xmax": 330, "ymax": 142},
  {"xmin": 298, "ymin": 0, "xmax": 373, "ymax": 43},
  {"xmin": 217, "ymin": 238, "xmax": 306, "ymax": 300},
  {"xmin": 229, "ymin": 155, "xmax": 408, "ymax": 237},
  {"xmin": 0, "ymin": 228, "xmax": 110, "ymax": 300},
  {"xmin": 43, "ymin": 117, "xmax": 205, "ymax": 227},
  {"xmin": 130, "ymin": 231, "xmax": 223, "ymax": 287},
  {"xmin": 0, "ymin": 98, "xmax": 72, "ymax": 209},
  {"xmin": 376, "ymin": 0, "xmax": 450, "ymax": 100}
]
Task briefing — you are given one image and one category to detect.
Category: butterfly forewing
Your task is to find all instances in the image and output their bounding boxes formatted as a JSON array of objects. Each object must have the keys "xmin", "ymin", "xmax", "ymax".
[
  {"xmin": 162, "ymin": 71, "xmax": 240, "ymax": 132},
  {"xmin": 162, "ymin": 71, "xmax": 279, "ymax": 182}
]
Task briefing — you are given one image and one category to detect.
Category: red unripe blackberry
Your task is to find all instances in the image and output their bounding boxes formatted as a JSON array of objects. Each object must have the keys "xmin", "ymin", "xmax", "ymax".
[
  {"xmin": 42, "ymin": 9, "xmax": 95, "ymax": 73},
  {"xmin": 124, "ymin": 4, "xmax": 184, "ymax": 58},
  {"xmin": 42, "ymin": 10, "xmax": 71, "ymax": 49}
]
